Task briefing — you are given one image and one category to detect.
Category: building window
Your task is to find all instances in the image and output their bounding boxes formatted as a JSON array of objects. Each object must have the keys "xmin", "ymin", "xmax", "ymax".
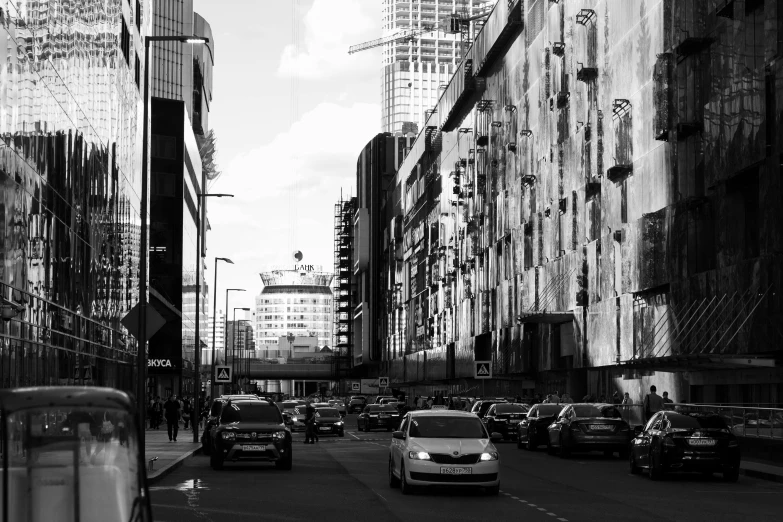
[
  {"xmin": 134, "ymin": 53, "xmax": 140, "ymax": 90},
  {"xmin": 151, "ymin": 135, "xmax": 176, "ymax": 159},
  {"xmin": 136, "ymin": 0, "xmax": 142, "ymax": 30}
]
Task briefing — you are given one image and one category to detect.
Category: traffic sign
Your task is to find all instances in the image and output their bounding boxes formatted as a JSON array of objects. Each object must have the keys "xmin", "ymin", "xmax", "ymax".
[
  {"xmin": 379, "ymin": 377, "xmax": 389, "ymax": 388},
  {"xmin": 215, "ymin": 366, "xmax": 232, "ymax": 383},
  {"xmin": 475, "ymin": 360, "xmax": 492, "ymax": 379},
  {"xmin": 121, "ymin": 303, "xmax": 166, "ymax": 342},
  {"xmin": 351, "ymin": 382, "xmax": 360, "ymax": 392}
]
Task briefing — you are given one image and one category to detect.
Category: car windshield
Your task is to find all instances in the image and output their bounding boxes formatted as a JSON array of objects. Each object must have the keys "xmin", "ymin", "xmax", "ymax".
[
  {"xmin": 495, "ymin": 404, "xmax": 528, "ymax": 414},
  {"xmin": 3, "ymin": 406, "xmax": 141, "ymax": 521},
  {"xmin": 316, "ymin": 408, "xmax": 339, "ymax": 417},
  {"xmin": 537, "ymin": 405, "xmax": 564, "ymax": 416},
  {"xmin": 572, "ymin": 405, "xmax": 606, "ymax": 418},
  {"xmin": 221, "ymin": 403, "xmax": 282, "ymax": 424},
  {"xmin": 409, "ymin": 416, "xmax": 487, "ymax": 438}
]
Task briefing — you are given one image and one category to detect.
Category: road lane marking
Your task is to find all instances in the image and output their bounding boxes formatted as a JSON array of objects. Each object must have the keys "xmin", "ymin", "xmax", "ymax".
[
  {"xmin": 500, "ymin": 491, "xmax": 567, "ymax": 522},
  {"xmin": 347, "ymin": 431, "xmax": 360, "ymax": 440},
  {"xmin": 151, "ymin": 503, "xmax": 299, "ymax": 519}
]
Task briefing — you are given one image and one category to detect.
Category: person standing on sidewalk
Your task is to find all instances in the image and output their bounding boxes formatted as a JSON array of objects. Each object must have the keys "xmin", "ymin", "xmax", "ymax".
[
  {"xmin": 164, "ymin": 394, "xmax": 181, "ymax": 442},
  {"xmin": 182, "ymin": 396, "xmax": 192, "ymax": 430},
  {"xmin": 643, "ymin": 385, "xmax": 665, "ymax": 422}
]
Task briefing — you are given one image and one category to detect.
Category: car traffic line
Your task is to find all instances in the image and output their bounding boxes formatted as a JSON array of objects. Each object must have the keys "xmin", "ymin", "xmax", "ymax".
[{"xmin": 501, "ymin": 491, "xmax": 567, "ymax": 521}]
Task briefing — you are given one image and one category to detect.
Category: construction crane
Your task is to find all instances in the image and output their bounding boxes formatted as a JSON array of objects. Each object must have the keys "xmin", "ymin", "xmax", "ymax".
[
  {"xmin": 347, "ymin": 7, "xmax": 493, "ymax": 55},
  {"xmin": 348, "ymin": 25, "xmax": 437, "ymax": 55}
]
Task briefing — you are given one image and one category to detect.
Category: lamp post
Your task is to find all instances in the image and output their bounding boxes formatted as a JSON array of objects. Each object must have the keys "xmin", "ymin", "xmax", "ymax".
[
  {"xmin": 224, "ymin": 288, "xmax": 245, "ymax": 388},
  {"xmin": 233, "ymin": 307, "xmax": 251, "ymax": 392},
  {"xmin": 193, "ymin": 194, "xmax": 232, "ymax": 443},
  {"xmin": 139, "ymin": 34, "xmax": 208, "ymax": 451},
  {"xmin": 210, "ymin": 257, "xmax": 233, "ymax": 399}
]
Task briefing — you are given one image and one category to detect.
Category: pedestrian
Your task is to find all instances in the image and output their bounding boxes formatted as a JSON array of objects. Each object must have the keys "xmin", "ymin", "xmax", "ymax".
[
  {"xmin": 643, "ymin": 385, "xmax": 665, "ymax": 422},
  {"xmin": 182, "ymin": 396, "xmax": 192, "ymax": 430},
  {"xmin": 164, "ymin": 394, "xmax": 181, "ymax": 442},
  {"xmin": 152, "ymin": 396, "xmax": 163, "ymax": 429},
  {"xmin": 551, "ymin": 390, "xmax": 561, "ymax": 404},
  {"xmin": 413, "ymin": 396, "xmax": 420, "ymax": 409},
  {"xmin": 304, "ymin": 404, "xmax": 318, "ymax": 444},
  {"xmin": 622, "ymin": 392, "xmax": 632, "ymax": 405},
  {"xmin": 612, "ymin": 391, "xmax": 621, "ymax": 405},
  {"xmin": 561, "ymin": 393, "xmax": 573, "ymax": 404},
  {"xmin": 662, "ymin": 391, "xmax": 674, "ymax": 405},
  {"xmin": 426, "ymin": 396, "xmax": 434, "ymax": 409}
]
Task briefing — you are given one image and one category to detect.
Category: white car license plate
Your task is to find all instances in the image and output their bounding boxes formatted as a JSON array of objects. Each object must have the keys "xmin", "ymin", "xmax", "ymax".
[
  {"xmin": 379, "ymin": 414, "xmax": 389, "ymax": 418},
  {"xmin": 688, "ymin": 438, "xmax": 717, "ymax": 446},
  {"xmin": 319, "ymin": 427, "xmax": 331, "ymax": 431},
  {"xmin": 589, "ymin": 424, "xmax": 613, "ymax": 431},
  {"xmin": 243, "ymin": 445, "xmax": 266, "ymax": 451},
  {"xmin": 440, "ymin": 467, "xmax": 472, "ymax": 475}
]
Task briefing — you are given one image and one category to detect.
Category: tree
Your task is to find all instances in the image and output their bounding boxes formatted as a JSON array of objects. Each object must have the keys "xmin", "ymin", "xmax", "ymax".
[{"xmin": 197, "ymin": 129, "xmax": 221, "ymax": 185}]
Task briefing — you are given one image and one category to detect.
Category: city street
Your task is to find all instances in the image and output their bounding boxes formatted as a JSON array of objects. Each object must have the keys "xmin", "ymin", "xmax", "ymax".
[{"xmin": 150, "ymin": 415, "xmax": 783, "ymax": 522}]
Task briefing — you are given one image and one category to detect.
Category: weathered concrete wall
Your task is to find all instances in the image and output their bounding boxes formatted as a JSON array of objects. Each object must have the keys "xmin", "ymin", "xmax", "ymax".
[{"xmin": 378, "ymin": 0, "xmax": 783, "ymax": 401}]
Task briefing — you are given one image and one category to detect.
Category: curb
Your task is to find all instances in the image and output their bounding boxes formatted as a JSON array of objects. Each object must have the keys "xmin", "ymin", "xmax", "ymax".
[
  {"xmin": 739, "ymin": 467, "xmax": 783, "ymax": 484},
  {"xmin": 147, "ymin": 447, "xmax": 203, "ymax": 485}
]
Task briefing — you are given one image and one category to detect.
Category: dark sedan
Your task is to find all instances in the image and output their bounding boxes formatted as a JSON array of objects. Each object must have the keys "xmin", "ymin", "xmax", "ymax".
[
  {"xmin": 547, "ymin": 403, "xmax": 631, "ymax": 458},
  {"xmin": 484, "ymin": 403, "xmax": 529, "ymax": 440},
  {"xmin": 516, "ymin": 404, "xmax": 565, "ymax": 450},
  {"xmin": 348, "ymin": 397, "xmax": 368, "ymax": 414},
  {"xmin": 314, "ymin": 407, "xmax": 346, "ymax": 437},
  {"xmin": 357, "ymin": 405, "xmax": 401, "ymax": 432},
  {"xmin": 210, "ymin": 399, "xmax": 292, "ymax": 470},
  {"xmin": 630, "ymin": 411, "xmax": 741, "ymax": 482},
  {"xmin": 470, "ymin": 399, "xmax": 507, "ymax": 420}
]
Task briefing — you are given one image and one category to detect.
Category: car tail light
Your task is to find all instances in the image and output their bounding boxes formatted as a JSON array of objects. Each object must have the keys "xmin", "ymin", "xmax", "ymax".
[{"xmin": 221, "ymin": 432, "xmax": 235, "ymax": 441}]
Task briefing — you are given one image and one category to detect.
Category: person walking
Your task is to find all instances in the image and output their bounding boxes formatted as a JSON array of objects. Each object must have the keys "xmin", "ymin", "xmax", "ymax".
[
  {"xmin": 662, "ymin": 391, "xmax": 674, "ymax": 405},
  {"xmin": 643, "ymin": 385, "xmax": 665, "ymax": 422},
  {"xmin": 164, "ymin": 394, "xmax": 181, "ymax": 442},
  {"xmin": 612, "ymin": 391, "xmax": 621, "ymax": 405},
  {"xmin": 182, "ymin": 396, "xmax": 192, "ymax": 430},
  {"xmin": 152, "ymin": 396, "xmax": 163, "ymax": 429},
  {"xmin": 304, "ymin": 404, "xmax": 318, "ymax": 444}
]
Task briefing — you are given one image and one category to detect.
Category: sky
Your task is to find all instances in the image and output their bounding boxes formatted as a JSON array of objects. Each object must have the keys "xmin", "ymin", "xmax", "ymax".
[{"xmin": 192, "ymin": 0, "xmax": 383, "ymax": 317}]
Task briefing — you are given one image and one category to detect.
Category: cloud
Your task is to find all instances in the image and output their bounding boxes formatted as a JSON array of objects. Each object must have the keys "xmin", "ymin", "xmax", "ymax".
[
  {"xmin": 277, "ymin": 0, "xmax": 380, "ymax": 79},
  {"xmin": 206, "ymin": 101, "xmax": 379, "ymax": 298}
]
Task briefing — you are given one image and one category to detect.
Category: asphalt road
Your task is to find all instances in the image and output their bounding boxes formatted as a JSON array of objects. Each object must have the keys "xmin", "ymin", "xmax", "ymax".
[{"xmin": 150, "ymin": 414, "xmax": 783, "ymax": 522}]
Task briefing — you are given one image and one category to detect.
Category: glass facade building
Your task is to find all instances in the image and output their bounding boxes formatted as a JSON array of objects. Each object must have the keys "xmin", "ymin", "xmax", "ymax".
[{"xmin": 0, "ymin": 0, "xmax": 149, "ymax": 391}]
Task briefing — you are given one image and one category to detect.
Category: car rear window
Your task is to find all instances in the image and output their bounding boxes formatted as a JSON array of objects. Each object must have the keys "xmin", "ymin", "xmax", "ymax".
[
  {"xmin": 409, "ymin": 416, "xmax": 487, "ymax": 438},
  {"xmin": 221, "ymin": 403, "xmax": 282, "ymax": 424},
  {"xmin": 572, "ymin": 405, "xmax": 604, "ymax": 418},
  {"xmin": 367, "ymin": 405, "xmax": 397, "ymax": 412},
  {"xmin": 495, "ymin": 404, "xmax": 528, "ymax": 414},
  {"xmin": 597, "ymin": 406, "xmax": 622, "ymax": 418},
  {"xmin": 316, "ymin": 408, "xmax": 339, "ymax": 417},
  {"xmin": 668, "ymin": 414, "xmax": 728, "ymax": 430}
]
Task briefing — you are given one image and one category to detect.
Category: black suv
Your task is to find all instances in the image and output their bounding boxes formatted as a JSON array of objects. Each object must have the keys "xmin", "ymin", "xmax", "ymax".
[
  {"xmin": 210, "ymin": 398, "xmax": 292, "ymax": 471},
  {"xmin": 201, "ymin": 394, "xmax": 261, "ymax": 454}
]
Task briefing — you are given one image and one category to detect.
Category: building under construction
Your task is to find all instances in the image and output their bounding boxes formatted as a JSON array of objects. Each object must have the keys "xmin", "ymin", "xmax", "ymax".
[
  {"xmin": 371, "ymin": 0, "xmax": 783, "ymax": 404},
  {"xmin": 333, "ymin": 197, "xmax": 356, "ymax": 380}
]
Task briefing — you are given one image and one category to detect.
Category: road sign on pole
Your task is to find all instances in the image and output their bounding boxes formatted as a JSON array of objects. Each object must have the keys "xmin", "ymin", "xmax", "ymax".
[
  {"xmin": 475, "ymin": 361, "xmax": 492, "ymax": 379},
  {"xmin": 215, "ymin": 366, "xmax": 232, "ymax": 383},
  {"xmin": 121, "ymin": 303, "xmax": 166, "ymax": 342},
  {"xmin": 379, "ymin": 377, "xmax": 389, "ymax": 388}
]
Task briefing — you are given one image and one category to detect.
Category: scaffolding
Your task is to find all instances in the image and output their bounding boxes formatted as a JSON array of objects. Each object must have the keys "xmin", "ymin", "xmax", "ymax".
[{"xmin": 332, "ymin": 196, "xmax": 356, "ymax": 380}]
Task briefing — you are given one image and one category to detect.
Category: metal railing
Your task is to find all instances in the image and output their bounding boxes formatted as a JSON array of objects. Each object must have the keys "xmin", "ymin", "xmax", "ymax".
[{"xmin": 615, "ymin": 402, "xmax": 783, "ymax": 441}]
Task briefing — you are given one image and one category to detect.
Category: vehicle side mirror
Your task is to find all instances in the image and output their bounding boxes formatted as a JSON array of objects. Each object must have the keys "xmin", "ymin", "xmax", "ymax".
[
  {"xmin": 633, "ymin": 425, "xmax": 643, "ymax": 436},
  {"xmin": 490, "ymin": 432, "xmax": 503, "ymax": 443},
  {"xmin": 392, "ymin": 431, "xmax": 405, "ymax": 440}
]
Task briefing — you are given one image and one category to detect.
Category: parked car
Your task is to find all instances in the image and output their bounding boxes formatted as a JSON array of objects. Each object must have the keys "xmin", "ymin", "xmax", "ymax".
[
  {"xmin": 375, "ymin": 396, "xmax": 396, "ymax": 404},
  {"xmin": 546, "ymin": 403, "xmax": 631, "ymax": 458},
  {"xmin": 516, "ymin": 404, "xmax": 565, "ymax": 450},
  {"xmin": 314, "ymin": 407, "xmax": 346, "ymax": 437},
  {"xmin": 470, "ymin": 399, "xmax": 507, "ymax": 419},
  {"xmin": 328, "ymin": 399, "xmax": 347, "ymax": 416},
  {"xmin": 210, "ymin": 398, "xmax": 292, "ymax": 470},
  {"xmin": 629, "ymin": 411, "xmax": 741, "ymax": 481},
  {"xmin": 388, "ymin": 410, "xmax": 503, "ymax": 495},
  {"xmin": 288, "ymin": 406, "xmax": 308, "ymax": 432},
  {"xmin": 357, "ymin": 405, "xmax": 401, "ymax": 432},
  {"xmin": 484, "ymin": 403, "xmax": 529, "ymax": 440}
]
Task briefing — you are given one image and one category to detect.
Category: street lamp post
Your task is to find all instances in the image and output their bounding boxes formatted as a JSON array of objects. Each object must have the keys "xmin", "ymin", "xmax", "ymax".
[
  {"xmin": 194, "ymin": 194, "xmax": 232, "ymax": 443},
  {"xmin": 233, "ymin": 307, "xmax": 250, "ymax": 392},
  {"xmin": 224, "ymin": 289, "xmax": 245, "ymax": 392},
  {"xmin": 210, "ymin": 257, "xmax": 234, "ymax": 399},
  {"xmin": 139, "ymin": 34, "xmax": 208, "ymax": 451}
]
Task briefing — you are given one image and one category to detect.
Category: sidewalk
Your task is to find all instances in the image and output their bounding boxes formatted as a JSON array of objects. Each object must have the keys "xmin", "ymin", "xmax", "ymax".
[
  {"xmin": 740, "ymin": 459, "xmax": 783, "ymax": 483},
  {"xmin": 144, "ymin": 426, "xmax": 202, "ymax": 484}
]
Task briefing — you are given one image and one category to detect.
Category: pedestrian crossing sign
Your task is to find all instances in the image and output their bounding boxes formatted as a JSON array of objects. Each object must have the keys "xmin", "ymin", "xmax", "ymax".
[
  {"xmin": 215, "ymin": 366, "xmax": 232, "ymax": 383},
  {"xmin": 475, "ymin": 361, "xmax": 492, "ymax": 379},
  {"xmin": 379, "ymin": 377, "xmax": 389, "ymax": 388}
]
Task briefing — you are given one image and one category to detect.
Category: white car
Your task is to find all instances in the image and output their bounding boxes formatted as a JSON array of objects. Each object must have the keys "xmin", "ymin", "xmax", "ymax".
[{"xmin": 388, "ymin": 410, "xmax": 502, "ymax": 495}]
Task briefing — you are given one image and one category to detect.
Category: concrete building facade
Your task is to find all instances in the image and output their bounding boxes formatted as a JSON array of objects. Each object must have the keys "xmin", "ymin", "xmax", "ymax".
[{"xmin": 377, "ymin": 0, "xmax": 783, "ymax": 404}]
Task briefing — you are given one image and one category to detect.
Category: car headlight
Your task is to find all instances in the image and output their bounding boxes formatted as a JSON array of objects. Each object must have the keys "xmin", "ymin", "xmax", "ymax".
[
  {"xmin": 272, "ymin": 431, "xmax": 287, "ymax": 440},
  {"xmin": 335, "ymin": 421, "xmax": 343, "ymax": 426},
  {"xmin": 479, "ymin": 452, "xmax": 499, "ymax": 461},
  {"xmin": 408, "ymin": 451, "xmax": 431, "ymax": 460},
  {"xmin": 221, "ymin": 432, "xmax": 235, "ymax": 441},
  {"xmin": 370, "ymin": 414, "xmax": 379, "ymax": 418}
]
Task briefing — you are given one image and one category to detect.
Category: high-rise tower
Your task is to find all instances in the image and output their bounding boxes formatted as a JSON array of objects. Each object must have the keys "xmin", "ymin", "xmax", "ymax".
[{"xmin": 380, "ymin": 0, "xmax": 496, "ymax": 134}]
